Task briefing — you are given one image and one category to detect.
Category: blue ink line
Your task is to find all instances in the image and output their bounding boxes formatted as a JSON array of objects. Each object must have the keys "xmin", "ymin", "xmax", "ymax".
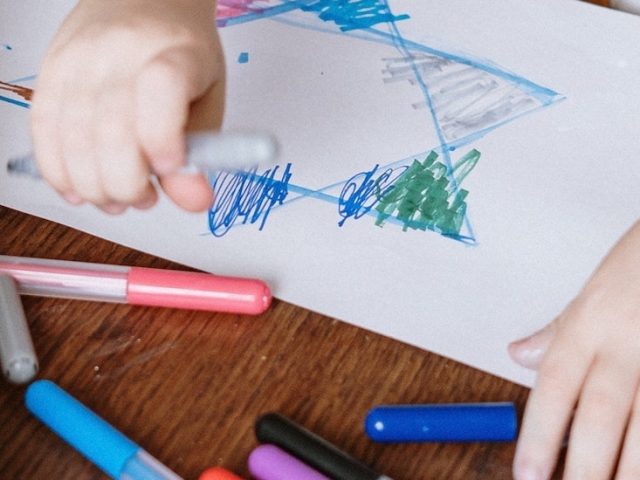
[
  {"xmin": 224, "ymin": 156, "xmax": 476, "ymax": 244},
  {"xmin": 238, "ymin": 51, "xmax": 249, "ymax": 63},
  {"xmin": 375, "ymin": 0, "xmax": 475, "ymax": 240},
  {"xmin": 364, "ymin": 27, "xmax": 560, "ymax": 106},
  {"xmin": 299, "ymin": 0, "xmax": 409, "ymax": 32},
  {"xmin": 9, "ymin": 74, "xmax": 37, "ymax": 84},
  {"xmin": 1, "ymin": 44, "xmax": 12, "ymax": 51},
  {"xmin": 267, "ymin": 1, "xmax": 561, "ymax": 105},
  {"xmin": 217, "ymin": 1, "xmax": 314, "ymax": 27},
  {"xmin": 0, "ymin": 95, "xmax": 29, "ymax": 109}
]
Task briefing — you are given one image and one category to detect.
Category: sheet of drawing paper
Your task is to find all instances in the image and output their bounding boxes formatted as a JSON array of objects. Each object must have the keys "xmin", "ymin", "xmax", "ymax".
[{"xmin": 2, "ymin": 0, "xmax": 639, "ymax": 386}]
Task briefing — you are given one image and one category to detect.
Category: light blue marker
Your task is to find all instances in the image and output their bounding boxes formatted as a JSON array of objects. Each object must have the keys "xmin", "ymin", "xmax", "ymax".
[{"xmin": 26, "ymin": 380, "xmax": 183, "ymax": 480}]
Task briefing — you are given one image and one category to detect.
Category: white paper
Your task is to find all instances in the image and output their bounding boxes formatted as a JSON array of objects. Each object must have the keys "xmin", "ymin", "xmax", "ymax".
[{"xmin": 2, "ymin": 0, "xmax": 639, "ymax": 386}]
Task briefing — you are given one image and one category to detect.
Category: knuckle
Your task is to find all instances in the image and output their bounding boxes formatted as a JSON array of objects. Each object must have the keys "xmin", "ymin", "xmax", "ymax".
[
  {"xmin": 68, "ymin": 173, "xmax": 107, "ymax": 204},
  {"xmin": 41, "ymin": 169, "xmax": 70, "ymax": 193}
]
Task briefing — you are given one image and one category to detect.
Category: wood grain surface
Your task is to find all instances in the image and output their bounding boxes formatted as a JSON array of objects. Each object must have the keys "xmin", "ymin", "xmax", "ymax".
[{"xmin": 0, "ymin": 204, "xmax": 558, "ymax": 480}]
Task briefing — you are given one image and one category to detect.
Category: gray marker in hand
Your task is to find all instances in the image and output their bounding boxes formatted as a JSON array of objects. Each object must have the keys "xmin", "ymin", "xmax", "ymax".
[
  {"xmin": 0, "ymin": 274, "xmax": 38, "ymax": 384},
  {"xmin": 7, "ymin": 131, "xmax": 279, "ymax": 178}
]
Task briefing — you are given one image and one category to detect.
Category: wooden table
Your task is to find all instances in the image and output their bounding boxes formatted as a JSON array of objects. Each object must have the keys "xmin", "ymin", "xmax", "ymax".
[{"xmin": 0, "ymin": 205, "xmax": 535, "ymax": 480}]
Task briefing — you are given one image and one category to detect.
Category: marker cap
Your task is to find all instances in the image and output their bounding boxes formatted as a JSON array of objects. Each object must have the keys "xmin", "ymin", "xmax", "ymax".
[
  {"xmin": 199, "ymin": 467, "xmax": 244, "ymax": 480},
  {"xmin": 365, "ymin": 403, "xmax": 517, "ymax": 442},
  {"xmin": 25, "ymin": 380, "xmax": 139, "ymax": 478},
  {"xmin": 248, "ymin": 444, "xmax": 330, "ymax": 480},
  {"xmin": 0, "ymin": 274, "xmax": 38, "ymax": 383},
  {"xmin": 127, "ymin": 267, "xmax": 272, "ymax": 315},
  {"xmin": 255, "ymin": 413, "xmax": 383, "ymax": 480}
]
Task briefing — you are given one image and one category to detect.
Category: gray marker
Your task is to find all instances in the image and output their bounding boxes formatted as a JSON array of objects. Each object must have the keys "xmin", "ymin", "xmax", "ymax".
[
  {"xmin": 7, "ymin": 131, "xmax": 279, "ymax": 178},
  {"xmin": 0, "ymin": 274, "xmax": 38, "ymax": 384}
]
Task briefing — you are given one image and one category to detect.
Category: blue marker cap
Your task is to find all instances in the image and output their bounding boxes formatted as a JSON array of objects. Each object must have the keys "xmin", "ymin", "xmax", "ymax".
[
  {"xmin": 25, "ymin": 380, "xmax": 139, "ymax": 478},
  {"xmin": 365, "ymin": 402, "xmax": 517, "ymax": 443}
]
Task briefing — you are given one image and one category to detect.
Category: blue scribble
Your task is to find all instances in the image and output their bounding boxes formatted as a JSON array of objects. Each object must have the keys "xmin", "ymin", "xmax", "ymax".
[
  {"xmin": 208, "ymin": 164, "xmax": 292, "ymax": 236},
  {"xmin": 1, "ymin": 44, "xmax": 12, "ymax": 51},
  {"xmin": 338, "ymin": 164, "xmax": 406, "ymax": 226},
  {"xmin": 300, "ymin": 0, "xmax": 409, "ymax": 31},
  {"xmin": 238, "ymin": 52, "xmax": 249, "ymax": 63}
]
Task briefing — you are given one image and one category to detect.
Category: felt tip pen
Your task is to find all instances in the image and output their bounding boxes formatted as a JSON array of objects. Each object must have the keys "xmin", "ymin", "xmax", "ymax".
[
  {"xmin": 0, "ymin": 255, "xmax": 271, "ymax": 315},
  {"xmin": 365, "ymin": 403, "xmax": 518, "ymax": 443},
  {"xmin": 7, "ymin": 131, "xmax": 279, "ymax": 178},
  {"xmin": 0, "ymin": 274, "xmax": 38, "ymax": 384},
  {"xmin": 249, "ymin": 444, "xmax": 330, "ymax": 480},
  {"xmin": 255, "ymin": 413, "xmax": 393, "ymax": 480},
  {"xmin": 199, "ymin": 467, "xmax": 244, "ymax": 480},
  {"xmin": 26, "ymin": 380, "xmax": 183, "ymax": 480}
]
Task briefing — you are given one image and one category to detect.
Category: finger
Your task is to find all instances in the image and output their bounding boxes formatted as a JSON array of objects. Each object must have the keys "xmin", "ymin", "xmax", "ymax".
[
  {"xmin": 59, "ymin": 76, "xmax": 106, "ymax": 205},
  {"xmin": 509, "ymin": 319, "xmax": 559, "ymax": 370},
  {"xmin": 513, "ymin": 329, "xmax": 592, "ymax": 480},
  {"xmin": 563, "ymin": 356, "xmax": 637, "ymax": 479},
  {"xmin": 98, "ymin": 203, "xmax": 128, "ymax": 215},
  {"xmin": 136, "ymin": 46, "xmax": 217, "ymax": 176},
  {"xmin": 156, "ymin": 79, "xmax": 223, "ymax": 212},
  {"xmin": 185, "ymin": 64, "xmax": 225, "ymax": 132},
  {"xmin": 132, "ymin": 188, "xmax": 158, "ymax": 210},
  {"xmin": 159, "ymin": 172, "xmax": 213, "ymax": 212},
  {"xmin": 95, "ymin": 79, "xmax": 154, "ymax": 206},
  {"xmin": 30, "ymin": 64, "xmax": 74, "ymax": 199},
  {"xmin": 615, "ymin": 382, "xmax": 640, "ymax": 479}
]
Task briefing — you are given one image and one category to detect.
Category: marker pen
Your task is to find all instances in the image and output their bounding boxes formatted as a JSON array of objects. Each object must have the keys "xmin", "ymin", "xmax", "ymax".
[
  {"xmin": 365, "ymin": 403, "xmax": 517, "ymax": 442},
  {"xmin": 7, "ymin": 131, "xmax": 279, "ymax": 178},
  {"xmin": 199, "ymin": 466, "xmax": 244, "ymax": 480},
  {"xmin": 0, "ymin": 255, "xmax": 271, "ymax": 315},
  {"xmin": 248, "ymin": 444, "xmax": 330, "ymax": 480},
  {"xmin": 0, "ymin": 274, "xmax": 38, "ymax": 384},
  {"xmin": 26, "ymin": 380, "xmax": 183, "ymax": 480},
  {"xmin": 255, "ymin": 413, "xmax": 392, "ymax": 480}
]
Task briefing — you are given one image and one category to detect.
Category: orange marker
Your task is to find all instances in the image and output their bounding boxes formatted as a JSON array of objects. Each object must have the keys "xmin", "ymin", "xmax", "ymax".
[{"xmin": 199, "ymin": 467, "xmax": 244, "ymax": 480}]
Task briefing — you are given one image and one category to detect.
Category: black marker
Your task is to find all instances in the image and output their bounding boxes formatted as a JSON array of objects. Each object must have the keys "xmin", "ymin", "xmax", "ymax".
[{"xmin": 255, "ymin": 412, "xmax": 393, "ymax": 480}]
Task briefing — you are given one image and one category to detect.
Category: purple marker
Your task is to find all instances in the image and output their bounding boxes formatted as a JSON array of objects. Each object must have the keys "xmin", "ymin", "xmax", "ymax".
[{"xmin": 248, "ymin": 444, "xmax": 330, "ymax": 480}]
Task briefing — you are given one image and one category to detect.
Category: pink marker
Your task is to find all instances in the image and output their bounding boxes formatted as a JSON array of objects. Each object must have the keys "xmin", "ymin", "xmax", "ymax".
[{"xmin": 0, "ymin": 255, "xmax": 271, "ymax": 315}]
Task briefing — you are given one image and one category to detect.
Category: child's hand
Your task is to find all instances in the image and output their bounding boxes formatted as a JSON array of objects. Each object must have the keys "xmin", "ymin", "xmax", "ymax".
[
  {"xmin": 31, "ymin": 0, "xmax": 224, "ymax": 214},
  {"xmin": 509, "ymin": 220, "xmax": 640, "ymax": 479}
]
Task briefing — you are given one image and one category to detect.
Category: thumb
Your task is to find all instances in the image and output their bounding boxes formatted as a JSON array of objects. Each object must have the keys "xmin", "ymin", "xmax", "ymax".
[{"xmin": 508, "ymin": 319, "xmax": 559, "ymax": 370}]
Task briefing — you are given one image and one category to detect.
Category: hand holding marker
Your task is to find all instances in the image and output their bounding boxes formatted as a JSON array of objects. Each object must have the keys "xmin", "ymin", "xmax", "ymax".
[{"xmin": 7, "ymin": 131, "xmax": 279, "ymax": 179}]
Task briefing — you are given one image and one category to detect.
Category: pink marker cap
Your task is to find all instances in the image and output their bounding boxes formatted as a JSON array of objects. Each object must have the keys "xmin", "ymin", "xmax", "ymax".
[{"xmin": 127, "ymin": 267, "xmax": 271, "ymax": 315}]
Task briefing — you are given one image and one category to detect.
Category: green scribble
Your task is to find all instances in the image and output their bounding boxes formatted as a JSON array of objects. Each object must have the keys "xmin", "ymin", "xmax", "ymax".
[{"xmin": 375, "ymin": 149, "xmax": 480, "ymax": 234}]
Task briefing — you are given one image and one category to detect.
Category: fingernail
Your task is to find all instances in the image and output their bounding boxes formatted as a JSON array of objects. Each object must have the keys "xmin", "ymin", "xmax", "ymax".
[
  {"xmin": 62, "ymin": 192, "xmax": 83, "ymax": 205},
  {"xmin": 133, "ymin": 196, "xmax": 156, "ymax": 210},
  {"xmin": 100, "ymin": 203, "xmax": 127, "ymax": 215},
  {"xmin": 508, "ymin": 341, "xmax": 545, "ymax": 369}
]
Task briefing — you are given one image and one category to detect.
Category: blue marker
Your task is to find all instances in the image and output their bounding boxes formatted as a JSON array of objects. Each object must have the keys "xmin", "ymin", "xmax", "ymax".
[
  {"xmin": 365, "ymin": 402, "xmax": 517, "ymax": 443},
  {"xmin": 26, "ymin": 380, "xmax": 183, "ymax": 479}
]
